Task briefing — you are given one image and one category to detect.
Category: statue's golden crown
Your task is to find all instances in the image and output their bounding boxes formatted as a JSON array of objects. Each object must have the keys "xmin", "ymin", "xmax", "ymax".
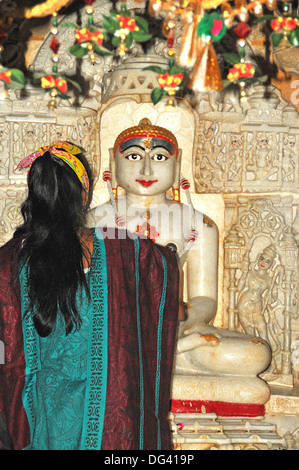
[{"xmin": 113, "ymin": 118, "xmax": 178, "ymax": 153}]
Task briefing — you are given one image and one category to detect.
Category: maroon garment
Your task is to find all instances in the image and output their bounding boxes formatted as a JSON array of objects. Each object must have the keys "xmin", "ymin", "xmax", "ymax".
[
  {"xmin": 0, "ymin": 238, "xmax": 30, "ymax": 450},
  {"xmin": 101, "ymin": 231, "xmax": 180, "ymax": 450},
  {"xmin": 0, "ymin": 231, "xmax": 179, "ymax": 450}
]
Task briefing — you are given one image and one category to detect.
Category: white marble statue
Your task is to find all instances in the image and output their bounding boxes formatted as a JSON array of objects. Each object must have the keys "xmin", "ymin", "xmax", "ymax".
[{"xmin": 86, "ymin": 118, "xmax": 272, "ymax": 404}]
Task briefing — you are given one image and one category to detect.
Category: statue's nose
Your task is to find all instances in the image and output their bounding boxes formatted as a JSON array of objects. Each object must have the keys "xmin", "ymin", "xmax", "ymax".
[{"xmin": 140, "ymin": 152, "xmax": 154, "ymax": 176}]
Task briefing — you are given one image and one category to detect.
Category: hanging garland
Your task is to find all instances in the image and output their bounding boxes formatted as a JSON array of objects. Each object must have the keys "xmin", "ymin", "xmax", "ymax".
[
  {"xmin": 144, "ymin": 59, "xmax": 188, "ymax": 105},
  {"xmin": 1, "ymin": 0, "xmax": 299, "ymax": 106},
  {"xmin": 33, "ymin": 12, "xmax": 82, "ymax": 107}
]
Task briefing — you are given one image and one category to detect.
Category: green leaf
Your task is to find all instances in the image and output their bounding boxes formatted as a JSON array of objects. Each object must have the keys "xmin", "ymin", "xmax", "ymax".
[
  {"xmin": 132, "ymin": 31, "xmax": 152, "ymax": 43},
  {"xmin": 270, "ymin": 32, "xmax": 283, "ymax": 48},
  {"xmin": 222, "ymin": 79, "xmax": 231, "ymax": 88},
  {"xmin": 6, "ymin": 81, "xmax": 24, "ymax": 90},
  {"xmin": 151, "ymin": 87, "xmax": 167, "ymax": 105},
  {"xmin": 288, "ymin": 29, "xmax": 299, "ymax": 46},
  {"xmin": 93, "ymin": 43, "xmax": 113, "ymax": 56},
  {"xmin": 102, "ymin": 15, "xmax": 120, "ymax": 33},
  {"xmin": 222, "ymin": 53, "xmax": 241, "ymax": 65},
  {"xmin": 57, "ymin": 92, "xmax": 72, "ymax": 100},
  {"xmin": 143, "ymin": 65, "xmax": 168, "ymax": 74},
  {"xmin": 169, "ymin": 64, "xmax": 186, "ymax": 75},
  {"xmin": 125, "ymin": 33, "xmax": 133, "ymax": 48},
  {"xmin": 134, "ymin": 16, "xmax": 149, "ymax": 32},
  {"xmin": 254, "ymin": 14, "xmax": 282, "ymax": 23},
  {"xmin": 69, "ymin": 44, "xmax": 87, "ymax": 58},
  {"xmin": 111, "ymin": 36, "xmax": 120, "ymax": 47},
  {"xmin": 10, "ymin": 69, "xmax": 25, "ymax": 84},
  {"xmin": 60, "ymin": 22, "xmax": 80, "ymax": 29}
]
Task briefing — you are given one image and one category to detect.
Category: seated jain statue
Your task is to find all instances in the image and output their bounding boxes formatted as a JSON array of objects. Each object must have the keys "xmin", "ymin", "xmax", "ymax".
[{"xmin": 87, "ymin": 119, "xmax": 272, "ymax": 410}]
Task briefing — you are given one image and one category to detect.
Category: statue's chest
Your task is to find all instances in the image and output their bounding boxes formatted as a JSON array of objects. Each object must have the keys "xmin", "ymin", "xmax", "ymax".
[{"xmin": 126, "ymin": 208, "xmax": 190, "ymax": 249}]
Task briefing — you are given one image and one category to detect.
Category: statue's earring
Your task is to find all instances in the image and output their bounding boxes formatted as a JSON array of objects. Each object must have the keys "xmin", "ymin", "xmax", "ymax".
[
  {"xmin": 172, "ymin": 149, "xmax": 182, "ymax": 202},
  {"xmin": 173, "ymin": 187, "xmax": 180, "ymax": 202}
]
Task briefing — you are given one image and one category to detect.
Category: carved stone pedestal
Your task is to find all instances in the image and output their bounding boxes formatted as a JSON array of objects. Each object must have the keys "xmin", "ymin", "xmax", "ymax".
[{"xmin": 170, "ymin": 412, "xmax": 287, "ymax": 450}]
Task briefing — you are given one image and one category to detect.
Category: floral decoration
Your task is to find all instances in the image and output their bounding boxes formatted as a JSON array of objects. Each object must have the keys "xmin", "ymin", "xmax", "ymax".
[
  {"xmin": 0, "ymin": 67, "xmax": 25, "ymax": 89},
  {"xmin": 270, "ymin": 16, "xmax": 299, "ymax": 47},
  {"xmin": 256, "ymin": 14, "xmax": 299, "ymax": 48},
  {"xmin": 143, "ymin": 59, "xmax": 188, "ymax": 105},
  {"xmin": 33, "ymin": 72, "xmax": 81, "ymax": 100},
  {"xmin": 61, "ymin": 22, "xmax": 111, "ymax": 58},
  {"xmin": 222, "ymin": 52, "xmax": 267, "ymax": 88},
  {"xmin": 227, "ymin": 62, "xmax": 255, "ymax": 81},
  {"xmin": 103, "ymin": 9, "xmax": 152, "ymax": 53},
  {"xmin": 197, "ymin": 13, "xmax": 226, "ymax": 42}
]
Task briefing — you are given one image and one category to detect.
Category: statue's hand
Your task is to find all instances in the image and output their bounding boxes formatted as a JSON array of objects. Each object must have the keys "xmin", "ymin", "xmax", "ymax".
[
  {"xmin": 177, "ymin": 332, "xmax": 219, "ymax": 353},
  {"xmin": 185, "ymin": 331, "xmax": 219, "ymax": 345}
]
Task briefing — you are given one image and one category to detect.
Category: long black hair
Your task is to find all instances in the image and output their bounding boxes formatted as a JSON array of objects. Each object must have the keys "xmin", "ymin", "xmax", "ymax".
[{"xmin": 14, "ymin": 150, "xmax": 91, "ymax": 337}]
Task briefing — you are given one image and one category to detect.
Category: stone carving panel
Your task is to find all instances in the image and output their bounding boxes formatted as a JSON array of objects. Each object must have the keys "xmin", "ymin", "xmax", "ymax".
[
  {"xmin": 0, "ymin": 188, "xmax": 26, "ymax": 246},
  {"xmin": 194, "ymin": 86, "xmax": 299, "ymax": 194},
  {"xmin": 224, "ymin": 196, "xmax": 299, "ymax": 388}
]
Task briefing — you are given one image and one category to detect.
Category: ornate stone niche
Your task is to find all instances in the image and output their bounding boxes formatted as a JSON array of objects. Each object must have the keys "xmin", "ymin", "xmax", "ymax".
[{"xmin": 223, "ymin": 196, "xmax": 299, "ymax": 388}]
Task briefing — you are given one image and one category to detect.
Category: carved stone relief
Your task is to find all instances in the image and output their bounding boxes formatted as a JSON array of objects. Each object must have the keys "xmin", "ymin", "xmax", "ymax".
[
  {"xmin": 223, "ymin": 196, "xmax": 299, "ymax": 388},
  {"xmin": 194, "ymin": 86, "xmax": 299, "ymax": 194}
]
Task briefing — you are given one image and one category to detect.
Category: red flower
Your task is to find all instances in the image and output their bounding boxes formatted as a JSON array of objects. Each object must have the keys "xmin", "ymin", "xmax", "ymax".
[
  {"xmin": 227, "ymin": 63, "xmax": 255, "ymax": 81},
  {"xmin": 282, "ymin": 17, "xmax": 297, "ymax": 31},
  {"xmin": 116, "ymin": 15, "xmax": 139, "ymax": 32},
  {"xmin": 75, "ymin": 28, "xmax": 104, "ymax": 46},
  {"xmin": 0, "ymin": 71, "xmax": 11, "ymax": 83},
  {"xmin": 41, "ymin": 75, "xmax": 68, "ymax": 93},
  {"xmin": 271, "ymin": 17, "xmax": 298, "ymax": 32},
  {"xmin": 55, "ymin": 78, "xmax": 68, "ymax": 94},
  {"xmin": 41, "ymin": 75, "xmax": 56, "ymax": 89},
  {"xmin": 158, "ymin": 73, "xmax": 184, "ymax": 90}
]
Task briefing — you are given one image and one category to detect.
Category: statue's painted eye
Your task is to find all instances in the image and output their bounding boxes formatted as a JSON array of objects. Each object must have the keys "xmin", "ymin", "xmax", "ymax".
[
  {"xmin": 152, "ymin": 154, "xmax": 168, "ymax": 161},
  {"xmin": 126, "ymin": 154, "xmax": 142, "ymax": 161}
]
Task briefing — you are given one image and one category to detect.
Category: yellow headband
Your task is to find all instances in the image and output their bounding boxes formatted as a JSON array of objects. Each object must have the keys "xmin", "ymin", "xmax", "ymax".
[{"xmin": 15, "ymin": 141, "xmax": 89, "ymax": 205}]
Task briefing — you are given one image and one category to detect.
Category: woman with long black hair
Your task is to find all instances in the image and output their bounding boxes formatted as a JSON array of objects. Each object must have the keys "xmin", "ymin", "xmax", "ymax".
[{"xmin": 0, "ymin": 141, "xmax": 180, "ymax": 450}]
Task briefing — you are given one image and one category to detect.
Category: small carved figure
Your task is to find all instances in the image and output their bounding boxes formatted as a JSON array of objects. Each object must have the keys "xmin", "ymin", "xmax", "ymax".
[
  {"xmin": 237, "ymin": 244, "xmax": 281, "ymax": 342},
  {"xmin": 282, "ymin": 136, "xmax": 296, "ymax": 182},
  {"xmin": 199, "ymin": 122, "xmax": 224, "ymax": 184},
  {"xmin": 247, "ymin": 134, "xmax": 274, "ymax": 180}
]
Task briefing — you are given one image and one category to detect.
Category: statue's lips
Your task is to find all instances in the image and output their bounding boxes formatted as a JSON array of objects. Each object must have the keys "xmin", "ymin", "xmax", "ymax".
[{"xmin": 135, "ymin": 179, "xmax": 158, "ymax": 187}]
